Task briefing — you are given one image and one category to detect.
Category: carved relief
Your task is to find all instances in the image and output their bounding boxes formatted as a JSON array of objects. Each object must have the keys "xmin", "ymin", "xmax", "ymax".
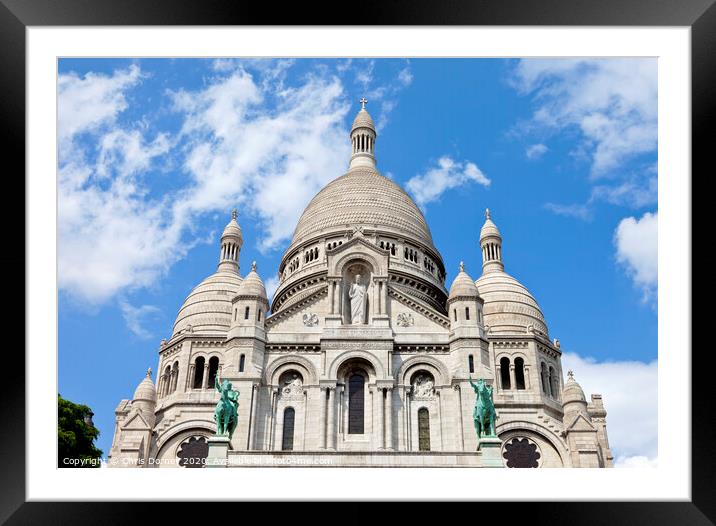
[
  {"xmin": 279, "ymin": 372, "xmax": 304, "ymax": 401},
  {"xmin": 396, "ymin": 312, "xmax": 414, "ymax": 327},
  {"xmin": 411, "ymin": 373, "xmax": 435, "ymax": 400},
  {"xmin": 302, "ymin": 313, "xmax": 319, "ymax": 327}
]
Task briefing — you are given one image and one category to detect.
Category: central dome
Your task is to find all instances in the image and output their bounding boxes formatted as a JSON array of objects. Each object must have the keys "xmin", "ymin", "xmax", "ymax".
[{"xmin": 291, "ymin": 166, "xmax": 434, "ymax": 247}]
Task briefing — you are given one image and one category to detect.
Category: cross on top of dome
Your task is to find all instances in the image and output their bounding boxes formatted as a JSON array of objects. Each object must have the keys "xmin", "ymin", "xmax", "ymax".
[{"xmin": 360, "ymin": 97, "xmax": 368, "ymax": 109}]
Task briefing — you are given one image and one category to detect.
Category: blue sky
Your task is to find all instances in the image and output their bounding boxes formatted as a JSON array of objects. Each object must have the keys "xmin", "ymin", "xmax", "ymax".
[{"xmin": 57, "ymin": 58, "xmax": 658, "ymax": 466}]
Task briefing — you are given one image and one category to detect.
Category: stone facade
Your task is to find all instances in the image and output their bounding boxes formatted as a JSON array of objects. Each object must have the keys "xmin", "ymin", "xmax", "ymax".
[{"xmin": 109, "ymin": 103, "xmax": 613, "ymax": 468}]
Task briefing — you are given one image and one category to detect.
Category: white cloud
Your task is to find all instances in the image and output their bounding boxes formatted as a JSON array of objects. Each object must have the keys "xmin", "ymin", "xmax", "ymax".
[
  {"xmin": 512, "ymin": 59, "xmax": 657, "ymax": 176},
  {"xmin": 561, "ymin": 352, "xmax": 658, "ymax": 466},
  {"xmin": 512, "ymin": 59, "xmax": 657, "ymax": 221},
  {"xmin": 355, "ymin": 60, "xmax": 375, "ymax": 89},
  {"xmin": 58, "ymin": 64, "xmax": 142, "ymax": 144},
  {"xmin": 58, "ymin": 62, "xmax": 353, "ymax": 306},
  {"xmin": 526, "ymin": 143, "xmax": 548, "ymax": 160},
  {"xmin": 613, "ymin": 455, "xmax": 658, "ymax": 469},
  {"xmin": 543, "ymin": 202, "xmax": 592, "ymax": 221},
  {"xmin": 397, "ymin": 67, "xmax": 413, "ymax": 87},
  {"xmin": 406, "ymin": 156, "xmax": 490, "ymax": 208},
  {"xmin": 171, "ymin": 68, "xmax": 350, "ymax": 251},
  {"xmin": 264, "ymin": 276, "xmax": 280, "ymax": 305},
  {"xmin": 119, "ymin": 300, "xmax": 162, "ymax": 339},
  {"xmin": 614, "ymin": 211, "xmax": 658, "ymax": 299},
  {"xmin": 591, "ymin": 174, "xmax": 657, "ymax": 209}
]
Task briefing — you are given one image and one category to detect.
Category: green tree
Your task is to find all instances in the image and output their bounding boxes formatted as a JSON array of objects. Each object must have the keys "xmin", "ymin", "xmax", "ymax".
[{"xmin": 58, "ymin": 394, "xmax": 103, "ymax": 467}]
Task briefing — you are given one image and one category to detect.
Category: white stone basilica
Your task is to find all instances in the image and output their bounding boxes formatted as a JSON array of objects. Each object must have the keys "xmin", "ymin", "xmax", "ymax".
[{"xmin": 109, "ymin": 102, "xmax": 613, "ymax": 468}]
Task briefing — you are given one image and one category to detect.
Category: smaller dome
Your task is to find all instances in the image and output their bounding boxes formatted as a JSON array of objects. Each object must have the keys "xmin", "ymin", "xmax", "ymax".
[
  {"xmin": 351, "ymin": 108, "xmax": 375, "ymax": 132},
  {"xmin": 222, "ymin": 209, "xmax": 243, "ymax": 242},
  {"xmin": 449, "ymin": 262, "xmax": 479, "ymax": 299},
  {"xmin": 562, "ymin": 371, "xmax": 587, "ymax": 405},
  {"xmin": 133, "ymin": 369, "xmax": 157, "ymax": 403},
  {"xmin": 480, "ymin": 209, "xmax": 501, "ymax": 241},
  {"xmin": 237, "ymin": 261, "xmax": 267, "ymax": 299},
  {"xmin": 475, "ymin": 270, "xmax": 548, "ymax": 335},
  {"xmin": 172, "ymin": 270, "xmax": 243, "ymax": 337}
]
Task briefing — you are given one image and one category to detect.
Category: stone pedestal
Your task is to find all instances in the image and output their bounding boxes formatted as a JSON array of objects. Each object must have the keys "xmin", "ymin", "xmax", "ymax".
[
  {"xmin": 206, "ymin": 436, "xmax": 231, "ymax": 468},
  {"xmin": 477, "ymin": 437, "xmax": 504, "ymax": 468}
]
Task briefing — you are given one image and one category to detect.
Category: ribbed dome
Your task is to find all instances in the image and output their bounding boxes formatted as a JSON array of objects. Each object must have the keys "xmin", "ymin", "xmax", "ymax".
[
  {"xmin": 352, "ymin": 108, "xmax": 375, "ymax": 131},
  {"xmin": 475, "ymin": 270, "xmax": 548, "ymax": 335},
  {"xmin": 480, "ymin": 219, "xmax": 500, "ymax": 240},
  {"xmin": 172, "ymin": 270, "xmax": 242, "ymax": 337},
  {"xmin": 237, "ymin": 263, "xmax": 267, "ymax": 299},
  {"xmin": 133, "ymin": 370, "xmax": 157, "ymax": 403},
  {"xmin": 222, "ymin": 215, "xmax": 243, "ymax": 241},
  {"xmin": 562, "ymin": 372, "xmax": 587, "ymax": 406},
  {"xmin": 291, "ymin": 167, "xmax": 434, "ymax": 247},
  {"xmin": 449, "ymin": 263, "xmax": 479, "ymax": 299}
]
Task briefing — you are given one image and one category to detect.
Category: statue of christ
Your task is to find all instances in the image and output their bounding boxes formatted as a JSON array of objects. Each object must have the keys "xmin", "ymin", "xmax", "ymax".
[{"xmin": 349, "ymin": 274, "xmax": 367, "ymax": 325}]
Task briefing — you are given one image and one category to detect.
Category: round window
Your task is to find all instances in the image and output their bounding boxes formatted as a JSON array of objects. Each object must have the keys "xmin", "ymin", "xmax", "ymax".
[{"xmin": 502, "ymin": 437, "xmax": 541, "ymax": 468}]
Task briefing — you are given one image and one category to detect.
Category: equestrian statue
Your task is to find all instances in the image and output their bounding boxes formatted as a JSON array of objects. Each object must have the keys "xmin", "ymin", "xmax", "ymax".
[
  {"xmin": 214, "ymin": 377, "xmax": 240, "ymax": 439},
  {"xmin": 469, "ymin": 376, "xmax": 498, "ymax": 440}
]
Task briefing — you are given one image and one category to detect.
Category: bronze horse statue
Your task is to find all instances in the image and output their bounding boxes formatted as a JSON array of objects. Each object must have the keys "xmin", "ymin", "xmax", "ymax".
[
  {"xmin": 214, "ymin": 377, "xmax": 239, "ymax": 439},
  {"xmin": 469, "ymin": 377, "xmax": 497, "ymax": 439}
]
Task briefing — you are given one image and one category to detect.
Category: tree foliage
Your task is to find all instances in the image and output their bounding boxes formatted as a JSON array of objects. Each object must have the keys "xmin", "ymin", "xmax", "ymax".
[{"xmin": 58, "ymin": 394, "xmax": 103, "ymax": 467}]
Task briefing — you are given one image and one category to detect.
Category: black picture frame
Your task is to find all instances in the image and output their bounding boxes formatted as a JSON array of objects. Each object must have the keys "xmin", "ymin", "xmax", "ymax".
[{"xmin": 3, "ymin": 0, "xmax": 708, "ymax": 522}]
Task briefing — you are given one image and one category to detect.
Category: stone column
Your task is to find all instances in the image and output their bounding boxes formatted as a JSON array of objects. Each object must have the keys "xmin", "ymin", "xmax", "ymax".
[
  {"xmin": 509, "ymin": 364, "xmax": 516, "ymax": 391},
  {"xmin": 318, "ymin": 387, "xmax": 327, "ymax": 449},
  {"xmin": 186, "ymin": 364, "xmax": 195, "ymax": 390},
  {"xmin": 373, "ymin": 387, "xmax": 384, "ymax": 450},
  {"xmin": 327, "ymin": 387, "xmax": 336, "ymax": 450},
  {"xmin": 268, "ymin": 388, "xmax": 278, "ymax": 451},
  {"xmin": 524, "ymin": 366, "xmax": 531, "ymax": 390},
  {"xmin": 384, "ymin": 387, "xmax": 393, "ymax": 450},
  {"xmin": 202, "ymin": 364, "xmax": 210, "ymax": 389},
  {"xmin": 248, "ymin": 384, "xmax": 259, "ymax": 450},
  {"xmin": 405, "ymin": 387, "xmax": 412, "ymax": 451},
  {"xmin": 398, "ymin": 386, "xmax": 406, "ymax": 451},
  {"xmin": 455, "ymin": 384, "xmax": 465, "ymax": 451}
]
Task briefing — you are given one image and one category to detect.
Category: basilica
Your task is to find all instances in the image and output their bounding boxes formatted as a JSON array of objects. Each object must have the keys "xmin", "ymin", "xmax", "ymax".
[{"xmin": 109, "ymin": 102, "xmax": 613, "ymax": 468}]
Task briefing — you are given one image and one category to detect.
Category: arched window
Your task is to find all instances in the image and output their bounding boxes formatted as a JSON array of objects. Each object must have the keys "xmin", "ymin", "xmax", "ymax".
[
  {"xmin": 162, "ymin": 365, "xmax": 171, "ymax": 396},
  {"xmin": 257, "ymin": 309, "xmax": 262, "ymax": 322},
  {"xmin": 500, "ymin": 357, "xmax": 511, "ymax": 390},
  {"xmin": 453, "ymin": 309, "xmax": 457, "ymax": 321},
  {"xmin": 208, "ymin": 357, "xmax": 220, "ymax": 388},
  {"xmin": 540, "ymin": 363, "xmax": 549, "ymax": 394},
  {"xmin": 239, "ymin": 354, "xmax": 245, "ymax": 373},
  {"xmin": 244, "ymin": 306, "xmax": 250, "ymax": 320},
  {"xmin": 465, "ymin": 307, "xmax": 470, "ymax": 321},
  {"xmin": 348, "ymin": 374, "xmax": 365, "ymax": 434},
  {"xmin": 282, "ymin": 407, "xmax": 295, "ymax": 451},
  {"xmin": 515, "ymin": 357, "xmax": 526, "ymax": 390},
  {"xmin": 193, "ymin": 357, "xmax": 205, "ymax": 389},
  {"xmin": 418, "ymin": 408, "xmax": 431, "ymax": 451},
  {"xmin": 468, "ymin": 355, "xmax": 475, "ymax": 374}
]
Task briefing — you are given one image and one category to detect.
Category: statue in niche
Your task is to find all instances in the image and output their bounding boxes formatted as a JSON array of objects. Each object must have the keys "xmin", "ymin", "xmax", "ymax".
[{"xmin": 348, "ymin": 274, "xmax": 367, "ymax": 325}]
